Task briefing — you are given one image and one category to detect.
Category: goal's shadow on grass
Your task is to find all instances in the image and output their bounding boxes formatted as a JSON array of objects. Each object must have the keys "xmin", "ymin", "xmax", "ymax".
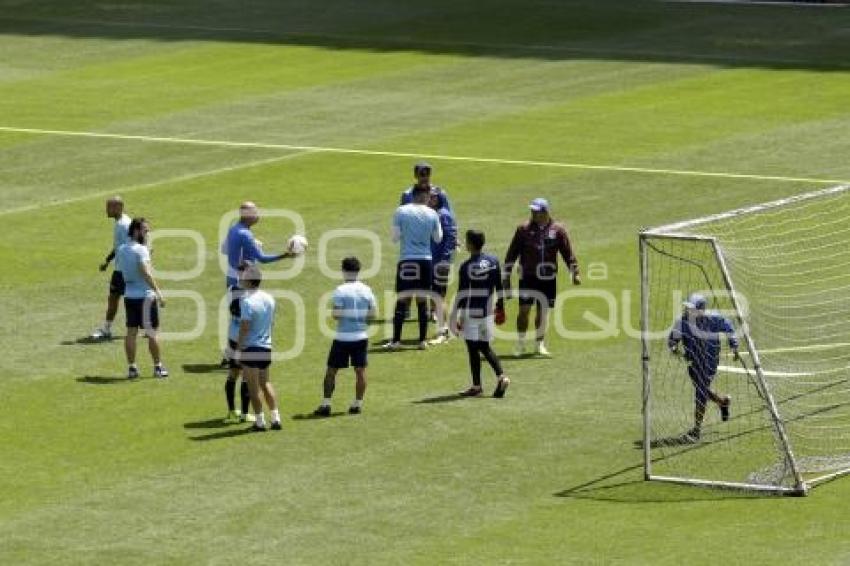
[{"xmin": 554, "ymin": 463, "xmax": 764, "ymax": 504}]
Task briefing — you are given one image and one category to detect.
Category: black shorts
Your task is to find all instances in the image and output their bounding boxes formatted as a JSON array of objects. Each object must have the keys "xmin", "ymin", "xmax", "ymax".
[
  {"xmin": 395, "ymin": 259, "xmax": 433, "ymax": 295},
  {"xmin": 432, "ymin": 260, "xmax": 451, "ymax": 296},
  {"xmin": 518, "ymin": 276, "xmax": 557, "ymax": 308},
  {"xmin": 241, "ymin": 347, "xmax": 272, "ymax": 370},
  {"xmin": 110, "ymin": 271, "xmax": 126, "ymax": 296},
  {"xmin": 125, "ymin": 297, "xmax": 159, "ymax": 329},
  {"xmin": 327, "ymin": 339, "xmax": 368, "ymax": 369},
  {"xmin": 227, "ymin": 339, "xmax": 241, "ymax": 370}
]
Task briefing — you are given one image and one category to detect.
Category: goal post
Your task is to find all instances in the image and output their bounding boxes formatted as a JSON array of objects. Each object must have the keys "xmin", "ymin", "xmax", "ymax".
[{"xmin": 640, "ymin": 184, "xmax": 850, "ymax": 495}]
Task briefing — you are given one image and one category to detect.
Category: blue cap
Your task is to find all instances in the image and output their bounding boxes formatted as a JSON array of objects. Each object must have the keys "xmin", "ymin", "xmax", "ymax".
[
  {"xmin": 414, "ymin": 161, "xmax": 432, "ymax": 174},
  {"xmin": 684, "ymin": 293, "xmax": 707, "ymax": 310},
  {"xmin": 529, "ymin": 197, "xmax": 549, "ymax": 212}
]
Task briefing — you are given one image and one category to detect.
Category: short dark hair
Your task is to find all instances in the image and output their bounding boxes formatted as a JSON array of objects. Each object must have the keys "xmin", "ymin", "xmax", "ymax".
[
  {"xmin": 466, "ymin": 229, "xmax": 485, "ymax": 251},
  {"xmin": 128, "ymin": 217, "xmax": 148, "ymax": 242},
  {"xmin": 412, "ymin": 185, "xmax": 430, "ymax": 199},
  {"xmin": 341, "ymin": 256, "xmax": 361, "ymax": 274},
  {"xmin": 242, "ymin": 263, "xmax": 263, "ymax": 288}
]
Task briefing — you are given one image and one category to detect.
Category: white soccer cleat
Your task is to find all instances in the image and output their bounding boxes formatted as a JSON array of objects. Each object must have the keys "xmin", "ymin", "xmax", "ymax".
[
  {"xmin": 381, "ymin": 341, "xmax": 401, "ymax": 352},
  {"xmin": 536, "ymin": 342, "xmax": 551, "ymax": 357},
  {"xmin": 90, "ymin": 328, "xmax": 111, "ymax": 340}
]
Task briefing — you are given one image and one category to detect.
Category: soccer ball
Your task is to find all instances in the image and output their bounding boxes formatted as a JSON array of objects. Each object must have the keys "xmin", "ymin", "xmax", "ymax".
[{"xmin": 287, "ymin": 234, "xmax": 308, "ymax": 255}]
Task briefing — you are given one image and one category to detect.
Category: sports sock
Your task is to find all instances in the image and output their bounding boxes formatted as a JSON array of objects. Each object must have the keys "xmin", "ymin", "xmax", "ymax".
[
  {"xmin": 351, "ymin": 399, "xmax": 363, "ymax": 408},
  {"xmin": 270, "ymin": 409, "xmax": 281, "ymax": 424},
  {"xmin": 255, "ymin": 413, "xmax": 266, "ymax": 428},
  {"xmin": 478, "ymin": 341, "xmax": 504, "ymax": 377},
  {"xmin": 103, "ymin": 320, "xmax": 113, "ymax": 331},
  {"xmin": 225, "ymin": 379, "xmax": 236, "ymax": 412},
  {"xmin": 465, "ymin": 340, "xmax": 482, "ymax": 387},
  {"xmin": 392, "ymin": 301, "xmax": 405, "ymax": 343},
  {"xmin": 321, "ymin": 398, "xmax": 332, "ymax": 407},
  {"xmin": 417, "ymin": 301, "xmax": 428, "ymax": 342},
  {"xmin": 240, "ymin": 381, "xmax": 250, "ymax": 414}
]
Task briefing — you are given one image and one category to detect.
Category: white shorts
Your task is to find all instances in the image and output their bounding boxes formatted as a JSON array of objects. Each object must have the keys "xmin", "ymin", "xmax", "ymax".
[{"xmin": 463, "ymin": 314, "xmax": 494, "ymax": 342}]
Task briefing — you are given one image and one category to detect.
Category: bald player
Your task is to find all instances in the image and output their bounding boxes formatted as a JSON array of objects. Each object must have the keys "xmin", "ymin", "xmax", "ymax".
[
  {"xmin": 91, "ymin": 196, "xmax": 131, "ymax": 340},
  {"xmin": 219, "ymin": 201, "xmax": 296, "ymax": 372}
]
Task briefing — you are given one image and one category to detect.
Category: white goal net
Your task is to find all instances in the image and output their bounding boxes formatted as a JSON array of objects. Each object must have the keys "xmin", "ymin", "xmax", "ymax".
[{"xmin": 640, "ymin": 184, "xmax": 850, "ymax": 495}]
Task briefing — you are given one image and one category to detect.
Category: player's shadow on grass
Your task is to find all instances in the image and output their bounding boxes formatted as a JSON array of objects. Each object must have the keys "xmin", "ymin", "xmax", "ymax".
[
  {"xmin": 413, "ymin": 393, "xmax": 469, "ymax": 404},
  {"xmin": 184, "ymin": 418, "xmax": 229, "ymax": 430},
  {"xmin": 368, "ymin": 339, "xmax": 428, "ymax": 353},
  {"xmin": 189, "ymin": 428, "xmax": 257, "ymax": 441},
  {"xmin": 292, "ymin": 411, "xmax": 347, "ymax": 420},
  {"xmin": 61, "ymin": 336, "xmax": 123, "ymax": 345},
  {"xmin": 77, "ymin": 375, "xmax": 131, "ymax": 385},
  {"xmin": 181, "ymin": 363, "xmax": 227, "ymax": 374}
]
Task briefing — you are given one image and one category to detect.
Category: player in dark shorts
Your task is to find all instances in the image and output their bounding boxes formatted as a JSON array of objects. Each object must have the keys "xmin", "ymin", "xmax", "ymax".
[
  {"xmin": 313, "ymin": 257, "xmax": 377, "ymax": 417},
  {"xmin": 236, "ymin": 264, "xmax": 281, "ymax": 432},
  {"xmin": 668, "ymin": 294, "xmax": 737, "ymax": 442},
  {"xmin": 384, "ymin": 184, "xmax": 443, "ymax": 351},
  {"xmin": 503, "ymin": 198, "xmax": 581, "ymax": 357}
]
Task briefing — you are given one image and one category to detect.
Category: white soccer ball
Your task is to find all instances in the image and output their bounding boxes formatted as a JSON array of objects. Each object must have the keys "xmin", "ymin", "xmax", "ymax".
[{"xmin": 287, "ymin": 234, "xmax": 308, "ymax": 255}]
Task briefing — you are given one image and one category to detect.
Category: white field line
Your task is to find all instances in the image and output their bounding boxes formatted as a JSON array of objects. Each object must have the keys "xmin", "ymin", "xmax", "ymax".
[
  {"xmin": 2, "ymin": 15, "xmax": 847, "ymax": 68},
  {"xmin": 738, "ymin": 341, "xmax": 850, "ymax": 355},
  {"xmin": 717, "ymin": 365, "xmax": 814, "ymax": 377},
  {"xmin": 2, "ymin": 126, "xmax": 847, "ymax": 186},
  {"xmin": 0, "ymin": 150, "xmax": 312, "ymax": 216}
]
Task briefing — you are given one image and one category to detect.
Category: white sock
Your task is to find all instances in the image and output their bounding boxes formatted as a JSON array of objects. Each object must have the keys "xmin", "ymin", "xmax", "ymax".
[
  {"xmin": 270, "ymin": 409, "xmax": 280, "ymax": 423},
  {"xmin": 321, "ymin": 398, "xmax": 332, "ymax": 407},
  {"xmin": 129, "ymin": 363, "xmax": 138, "ymax": 370},
  {"xmin": 103, "ymin": 320, "xmax": 113, "ymax": 331},
  {"xmin": 255, "ymin": 413, "xmax": 266, "ymax": 427},
  {"xmin": 352, "ymin": 399, "xmax": 363, "ymax": 409}
]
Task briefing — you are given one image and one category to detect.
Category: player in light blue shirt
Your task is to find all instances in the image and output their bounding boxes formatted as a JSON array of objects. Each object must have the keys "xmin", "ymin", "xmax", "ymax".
[
  {"xmin": 115, "ymin": 217, "xmax": 168, "ymax": 380},
  {"xmin": 236, "ymin": 264, "xmax": 281, "ymax": 431},
  {"xmin": 314, "ymin": 257, "xmax": 377, "ymax": 417},
  {"xmin": 386, "ymin": 185, "xmax": 442, "ymax": 351},
  {"xmin": 91, "ymin": 196, "xmax": 132, "ymax": 340}
]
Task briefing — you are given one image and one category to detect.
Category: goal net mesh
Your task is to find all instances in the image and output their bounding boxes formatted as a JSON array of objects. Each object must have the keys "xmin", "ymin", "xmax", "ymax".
[{"xmin": 642, "ymin": 185, "xmax": 850, "ymax": 492}]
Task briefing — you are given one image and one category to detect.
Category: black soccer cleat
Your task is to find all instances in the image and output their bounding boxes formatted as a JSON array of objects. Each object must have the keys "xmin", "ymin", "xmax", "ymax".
[
  {"xmin": 250, "ymin": 424, "xmax": 267, "ymax": 433},
  {"xmin": 270, "ymin": 421, "xmax": 282, "ymax": 431},
  {"xmin": 313, "ymin": 405, "xmax": 331, "ymax": 417},
  {"xmin": 348, "ymin": 406, "xmax": 361, "ymax": 415},
  {"xmin": 493, "ymin": 376, "xmax": 511, "ymax": 399}
]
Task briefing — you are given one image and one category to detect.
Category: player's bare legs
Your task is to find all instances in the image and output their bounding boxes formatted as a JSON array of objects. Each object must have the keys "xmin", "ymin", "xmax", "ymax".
[
  {"xmin": 125, "ymin": 327, "xmax": 138, "ymax": 367},
  {"xmin": 534, "ymin": 304, "xmax": 551, "ymax": 357},
  {"xmin": 515, "ymin": 303, "xmax": 532, "ymax": 355},
  {"xmin": 351, "ymin": 367, "xmax": 367, "ymax": 414}
]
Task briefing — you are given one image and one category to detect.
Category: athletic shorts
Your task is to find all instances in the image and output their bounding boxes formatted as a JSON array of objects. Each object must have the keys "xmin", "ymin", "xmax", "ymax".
[
  {"xmin": 227, "ymin": 339, "xmax": 241, "ymax": 370},
  {"xmin": 241, "ymin": 347, "xmax": 272, "ymax": 370},
  {"xmin": 462, "ymin": 314, "xmax": 495, "ymax": 343},
  {"xmin": 125, "ymin": 297, "xmax": 159, "ymax": 330},
  {"xmin": 432, "ymin": 260, "xmax": 451, "ymax": 296},
  {"xmin": 327, "ymin": 339, "xmax": 368, "ymax": 369},
  {"xmin": 110, "ymin": 270, "xmax": 126, "ymax": 296},
  {"xmin": 688, "ymin": 365, "xmax": 716, "ymax": 407},
  {"xmin": 518, "ymin": 276, "xmax": 557, "ymax": 308},
  {"xmin": 395, "ymin": 259, "xmax": 433, "ymax": 295}
]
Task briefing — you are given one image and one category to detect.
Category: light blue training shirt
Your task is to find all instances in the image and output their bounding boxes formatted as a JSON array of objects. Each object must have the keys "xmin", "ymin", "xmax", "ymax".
[
  {"xmin": 117, "ymin": 242, "xmax": 154, "ymax": 299},
  {"xmin": 333, "ymin": 280, "xmax": 377, "ymax": 342},
  {"xmin": 239, "ymin": 289, "xmax": 276, "ymax": 349},
  {"xmin": 392, "ymin": 203, "xmax": 443, "ymax": 261}
]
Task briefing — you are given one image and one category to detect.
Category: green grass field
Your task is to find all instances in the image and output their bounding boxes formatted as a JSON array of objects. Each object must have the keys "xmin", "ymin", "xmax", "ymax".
[{"xmin": 1, "ymin": 1, "xmax": 849, "ymax": 563}]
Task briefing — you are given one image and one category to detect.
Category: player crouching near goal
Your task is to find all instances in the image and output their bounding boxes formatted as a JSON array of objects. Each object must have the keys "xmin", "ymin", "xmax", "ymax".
[
  {"xmin": 235, "ymin": 264, "xmax": 282, "ymax": 432},
  {"xmin": 313, "ymin": 257, "xmax": 378, "ymax": 417},
  {"xmin": 450, "ymin": 230, "xmax": 510, "ymax": 398},
  {"xmin": 668, "ymin": 293, "xmax": 738, "ymax": 442}
]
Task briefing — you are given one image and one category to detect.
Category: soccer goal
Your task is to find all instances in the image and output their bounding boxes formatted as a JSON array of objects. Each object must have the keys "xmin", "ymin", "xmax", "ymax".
[{"xmin": 640, "ymin": 184, "xmax": 850, "ymax": 495}]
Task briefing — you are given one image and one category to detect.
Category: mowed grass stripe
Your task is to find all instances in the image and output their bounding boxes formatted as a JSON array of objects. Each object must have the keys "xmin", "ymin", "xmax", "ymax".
[{"xmin": 1, "ymin": 125, "xmax": 846, "ymax": 186}]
